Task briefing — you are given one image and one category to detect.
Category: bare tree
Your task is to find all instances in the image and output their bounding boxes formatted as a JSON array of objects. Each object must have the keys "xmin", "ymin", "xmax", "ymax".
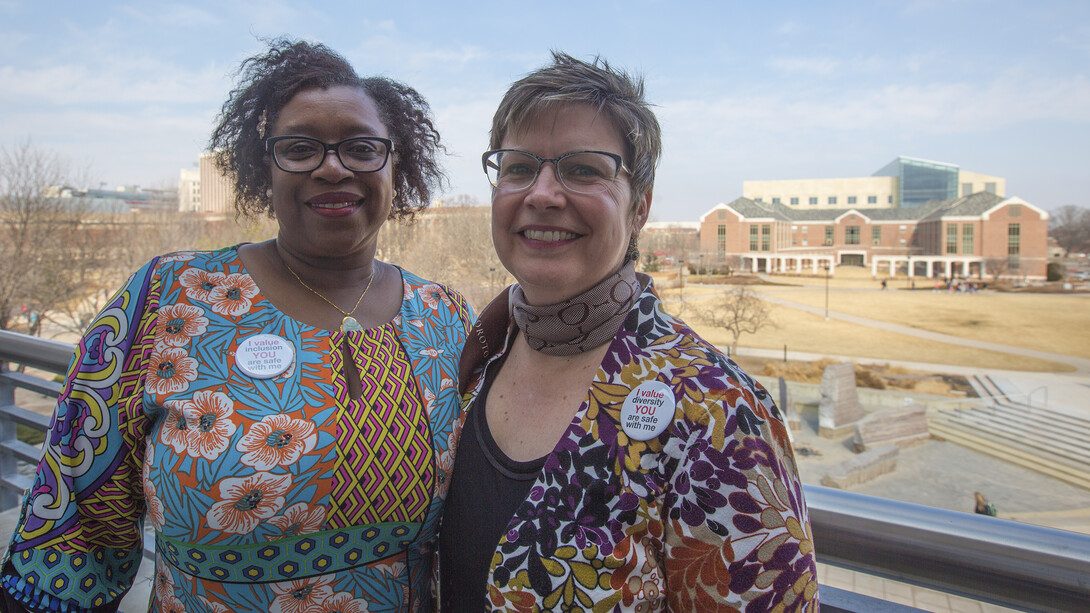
[
  {"xmin": 984, "ymin": 257, "xmax": 1012, "ymax": 284},
  {"xmin": 695, "ymin": 285, "xmax": 774, "ymax": 356},
  {"xmin": 1049, "ymin": 204, "xmax": 1090, "ymax": 256},
  {"xmin": 378, "ymin": 196, "xmax": 508, "ymax": 310},
  {"xmin": 0, "ymin": 142, "xmax": 91, "ymax": 332}
]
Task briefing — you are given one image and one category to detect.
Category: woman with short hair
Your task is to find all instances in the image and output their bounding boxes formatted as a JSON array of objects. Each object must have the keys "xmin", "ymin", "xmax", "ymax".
[{"xmin": 440, "ymin": 52, "xmax": 818, "ymax": 612}]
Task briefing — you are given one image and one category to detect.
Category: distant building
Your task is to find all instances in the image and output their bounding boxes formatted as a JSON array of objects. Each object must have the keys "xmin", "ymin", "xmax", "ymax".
[
  {"xmin": 179, "ymin": 168, "xmax": 200, "ymax": 212},
  {"xmin": 640, "ymin": 221, "xmax": 700, "ymax": 263},
  {"xmin": 44, "ymin": 185, "xmax": 177, "ymax": 214},
  {"xmin": 743, "ymin": 156, "xmax": 1005, "ymax": 211},
  {"xmin": 198, "ymin": 152, "xmax": 235, "ymax": 215},
  {"xmin": 698, "ymin": 192, "xmax": 1049, "ymax": 281}
]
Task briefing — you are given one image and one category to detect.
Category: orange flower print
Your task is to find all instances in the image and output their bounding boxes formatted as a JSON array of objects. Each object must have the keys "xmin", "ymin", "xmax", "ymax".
[
  {"xmin": 267, "ymin": 502, "xmax": 327, "ymax": 539},
  {"xmin": 144, "ymin": 478, "xmax": 165, "ymax": 531},
  {"xmin": 160, "ymin": 401, "xmax": 191, "ymax": 452},
  {"xmin": 159, "ymin": 252, "xmax": 195, "ymax": 264},
  {"xmin": 159, "ymin": 592, "xmax": 186, "ymax": 613},
  {"xmin": 236, "ymin": 413, "xmax": 317, "ymax": 470},
  {"xmin": 179, "ymin": 268, "xmax": 225, "ymax": 303},
  {"xmin": 146, "ymin": 347, "xmax": 198, "ymax": 395},
  {"xmin": 311, "ymin": 591, "xmax": 370, "ymax": 613},
  {"xmin": 154, "ymin": 556, "xmax": 178, "ymax": 606},
  {"xmin": 207, "ymin": 272, "xmax": 258, "ymax": 317},
  {"xmin": 418, "ymin": 283, "xmax": 450, "ymax": 311},
  {"xmin": 206, "ymin": 471, "xmax": 291, "ymax": 534},
  {"xmin": 418, "ymin": 347, "xmax": 442, "ymax": 359},
  {"xmin": 155, "ymin": 303, "xmax": 209, "ymax": 348},
  {"xmin": 198, "ymin": 596, "xmax": 231, "ymax": 613},
  {"xmin": 270, "ymin": 575, "xmax": 335, "ymax": 613},
  {"xmin": 181, "ymin": 390, "xmax": 238, "ymax": 460}
]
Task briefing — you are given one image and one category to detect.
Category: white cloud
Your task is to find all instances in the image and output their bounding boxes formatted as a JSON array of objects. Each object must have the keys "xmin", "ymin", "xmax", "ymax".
[
  {"xmin": 115, "ymin": 3, "xmax": 219, "ymax": 28},
  {"xmin": 0, "ymin": 60, "xmax": 230, "ymax": 107},
  {"xmin": 661, "ymin": 69, "xmax": 1090, "ymax": 142},
  {"xmin": 776, "ymin": 21, "xmax": 801, "ymax": 36},
  {"xmin": 766, "ymin": 56, "xmax": 840, "ymax": 77}
]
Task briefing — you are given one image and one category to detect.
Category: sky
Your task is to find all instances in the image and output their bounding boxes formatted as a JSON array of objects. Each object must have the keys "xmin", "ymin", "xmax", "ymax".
[{"xmin": 1, "ymin": 0, "xmax": 1088, "ymax": 222}]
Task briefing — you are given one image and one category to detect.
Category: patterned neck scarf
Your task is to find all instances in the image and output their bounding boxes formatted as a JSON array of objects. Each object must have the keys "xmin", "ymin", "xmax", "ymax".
[{"xmin": 509, "ymin": 261, "xmax": 640, "ymax": 356}]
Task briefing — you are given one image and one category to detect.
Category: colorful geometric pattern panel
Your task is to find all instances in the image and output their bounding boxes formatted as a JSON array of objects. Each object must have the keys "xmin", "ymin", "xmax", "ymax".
[{"xmin": 329, "ymin": 324, "xmax": 433, "ymax": 528}]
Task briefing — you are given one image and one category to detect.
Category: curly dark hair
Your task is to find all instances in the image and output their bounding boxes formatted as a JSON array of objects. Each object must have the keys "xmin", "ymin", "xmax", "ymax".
[{"xmin": 209, "ymin": 38, "xmax": 445, "ymax": 220}]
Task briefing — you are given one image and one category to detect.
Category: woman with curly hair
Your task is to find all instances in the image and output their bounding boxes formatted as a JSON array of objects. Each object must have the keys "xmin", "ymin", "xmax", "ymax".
[{"xmin": 2, "ymin": 39, "xmax": 472, "ymax": 612}]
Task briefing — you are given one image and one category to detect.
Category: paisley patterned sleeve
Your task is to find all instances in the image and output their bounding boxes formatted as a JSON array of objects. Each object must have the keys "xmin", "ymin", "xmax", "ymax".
[
  {"xmin": 661, "ymin": 350, "xmax": 819, "ymax": 612},
  {"xmin": 1, "ymin": 258, "xmax": 162, "ymax": 613}
]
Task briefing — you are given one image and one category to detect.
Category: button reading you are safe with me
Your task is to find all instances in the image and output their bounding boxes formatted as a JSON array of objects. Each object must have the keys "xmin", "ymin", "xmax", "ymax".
[
  {"xmin": 620, "ymin": 381, "xmax": 676, "ymax": 441},
  {"xmin": 234, "ymin": 334, "xmax": 295, "ymax": 379}
]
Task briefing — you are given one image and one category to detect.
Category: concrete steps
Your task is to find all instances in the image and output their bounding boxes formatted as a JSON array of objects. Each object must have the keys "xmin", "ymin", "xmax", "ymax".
[{"xmin": 929, "ymin": 398, "xmax": 1090, "ymax": 491}]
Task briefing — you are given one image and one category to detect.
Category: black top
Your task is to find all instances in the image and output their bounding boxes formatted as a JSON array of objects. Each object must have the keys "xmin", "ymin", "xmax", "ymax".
[{"xmin": 439, "ymin": 355, "xmax": 546, "ymax": 612}]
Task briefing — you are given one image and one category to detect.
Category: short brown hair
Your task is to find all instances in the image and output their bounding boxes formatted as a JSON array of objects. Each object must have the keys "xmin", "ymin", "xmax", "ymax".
[{"xmin": 489, "ymin": 51, "xmax": 661, "ymax": 208}]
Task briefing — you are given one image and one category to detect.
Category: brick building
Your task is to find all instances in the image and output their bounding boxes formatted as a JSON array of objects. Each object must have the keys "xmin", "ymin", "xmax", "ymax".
[{"xmin": 697, "ymin": 192, "xmax": 1049, "ymax": 281}]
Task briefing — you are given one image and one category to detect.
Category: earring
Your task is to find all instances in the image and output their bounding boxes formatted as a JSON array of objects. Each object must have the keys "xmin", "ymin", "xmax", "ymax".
[
  {"xmin": 625, "ymin": 233, "xmax": 640, "ymax": 264},
  {"xmin": 392, "ymin": 190, "xmax": 398, "ymax": 200},
  {"xmin": 266, "ymin": 188, "xmax": 273, "ymax": 199}
]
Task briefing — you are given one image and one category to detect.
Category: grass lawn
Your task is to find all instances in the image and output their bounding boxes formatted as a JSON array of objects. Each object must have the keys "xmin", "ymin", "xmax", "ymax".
[
  {"xmin": 677, "ymin": 295, "xmax": 1071, "ymax": 371},
  {"xmin": 757, "ymin": 284, "xmax": 1090, "ymax": 361}
]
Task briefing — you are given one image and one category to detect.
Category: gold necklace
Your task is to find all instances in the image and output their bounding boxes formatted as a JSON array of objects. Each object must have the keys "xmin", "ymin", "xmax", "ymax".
[{"xmin": 283, "ymin": 261, "xmax": 376, "ymax": 333}]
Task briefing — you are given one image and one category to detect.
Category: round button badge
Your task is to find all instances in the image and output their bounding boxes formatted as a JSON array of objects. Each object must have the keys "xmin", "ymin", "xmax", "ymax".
[
  {"xmin": 234, "ymin": 334, "xmax": 295, "ymax": 379},
  {"xmin": 620, "ymin": 380, "xmax": 676, "ymax": 441}
]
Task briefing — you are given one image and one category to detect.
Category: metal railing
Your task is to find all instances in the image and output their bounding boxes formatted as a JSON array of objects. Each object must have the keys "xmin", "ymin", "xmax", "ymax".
[{"xmin": 2, "ymin": 329, "xmax": 1089, "ymax": 611}]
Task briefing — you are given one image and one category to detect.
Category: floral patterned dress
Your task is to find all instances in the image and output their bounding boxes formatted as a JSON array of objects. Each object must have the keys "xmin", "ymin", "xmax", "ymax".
[
  {"xmin": 449, "ymin": 279, "xmax": 818, "ymax": 612},
  {"xmin": 2, "ymin": 248, "xmax": 472, "ymax": 613}
]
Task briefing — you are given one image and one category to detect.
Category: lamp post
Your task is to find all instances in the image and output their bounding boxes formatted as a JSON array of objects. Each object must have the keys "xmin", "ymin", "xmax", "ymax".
[
  {"xmin": 678, "ymin": 259, "xmax": 685, "ymax": 305},
  {"xmin": 821, "ymin": 261, "xmax": 830, "ymax": 321}
]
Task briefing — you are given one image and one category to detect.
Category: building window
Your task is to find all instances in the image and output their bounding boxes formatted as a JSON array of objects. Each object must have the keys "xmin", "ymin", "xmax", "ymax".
[
  {"xmin": 900, "ymin": 238, "xmax": 906, "ymax": 245},
  {"xmin": 802, "ymin": 239, "xmax": 809, "ymax": 246},
  {"xmin": 790, "ymin": 197, "xmax": 799, "ymax": 205},
  {"xmin": 848, "ymin": 196, "xmax": 857, "ymax": 204},
  {"xmin": 808, "ymin": 197, "xmax": 817, "ymax": 205},
  {"xmin": 761, "ymin": 224, "xmax": 771, "ymax": 251},
  {"xmin": 962, "ymin": 182, "xmax": 973, "ymax": 197},
  {"xmin": 899, "ymin": 225, "xmax": 907, "ymax": 231},
  {"xmin": 1009, "ymin": 204, "xmax": 1021, "ymax": 217},
  {"xmin": 717, "ymin": 225, "xmax": 726, "ymax": 255},
  {"xmin": 845, "ymin": 225, "xmax": 860, "ymax": 245},
  {"xmin": 872, "ymin": 226, "xmax": 882, "ymax": 245},
  {"xmin": 824, "ymin": 226, "xmax": 834, "ymax": 246},
  {"xmin": 867, "ymin": 196, "xmax": 877, "ymax": 204},
  {"xmin": 888, "ymin": 196, "xmax": 894, "ymax": 203},
  {"xmin": 801, "ymin": 225, "xmax": 808, "ymax": 233},
  {"xmin": 791, "ymin": 225, "xmax": 798, "ymax": 231},
  {"xmin": 946, "ymin": 224, "xmax": 958, "ymax": 254},
  {"xmin": 718, "ymin": 209, "xmax": 726, "ymax": 220},
  {"xmin": 772, "ymin": 197, "xmax": 781, "ymax": 204},
  {"xmin": 755, "ymin": 198, "xmax": 763, "ymax": 203},
  {"xmin": 985, "ymin": 182, "xmax": 997, "ymax": 194},
  {"xmin": 749, "ymin": 225, "xmax": 759, "ymax": 251},
  {"xmin": 962, "ymin": 225, "xmax": 974, "ymax": 253},
  {"xmin": 1008, "ymin": 223, "xmax": 1020, "ymax": 255},
  {"xmin": 828, "ymin": 197, "xmax": 838, "ymax": 205}
]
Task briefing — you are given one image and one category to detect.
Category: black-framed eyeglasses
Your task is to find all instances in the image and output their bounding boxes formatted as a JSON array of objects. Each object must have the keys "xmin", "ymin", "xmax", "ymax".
[
  {"xmin": 482, "ymin": 149, "xmax": 630, "ymax": 194},
  {"xmin": 266, "ymin": 135, "xmax": 395, "ymax": 173}
]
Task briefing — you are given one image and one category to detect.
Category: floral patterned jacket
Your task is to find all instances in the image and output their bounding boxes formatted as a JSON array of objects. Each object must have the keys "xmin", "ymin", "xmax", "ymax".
[
  {"xmin": 2, "ymin": 248, "xmax": 472, "ymax": 613},
  {"xmin": 453, "ymin": 277, "xmax": 818, "ymax": 612}
]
